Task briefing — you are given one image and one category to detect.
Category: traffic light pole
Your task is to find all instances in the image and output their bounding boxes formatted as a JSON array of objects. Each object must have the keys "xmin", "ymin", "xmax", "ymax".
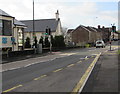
[
  {"xmin": 49, "ymin": 35, "xmax": 52, "ymax": 53},
  {"xmin": 46, "ymin": 27, "xmax": 52, "ymax": 53},
  {"xmin": 109, "ymin": 28, "xmax": 112, "ymax": 51}
]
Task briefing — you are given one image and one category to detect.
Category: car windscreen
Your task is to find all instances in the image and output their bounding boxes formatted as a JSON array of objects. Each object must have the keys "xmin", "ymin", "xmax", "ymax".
[{"xmin": 97, "ymin": 42, "xmax": 102, "ymax": 44}]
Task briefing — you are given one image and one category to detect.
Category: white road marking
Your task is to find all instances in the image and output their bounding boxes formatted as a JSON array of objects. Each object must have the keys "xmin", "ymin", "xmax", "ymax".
[
  {"xmin": 91, "ymin": 54, "xmax": 98, "ymax": 55},
  {"xmin": 88, "ymin": 49, "xmax": 96, "ymax": 52}
]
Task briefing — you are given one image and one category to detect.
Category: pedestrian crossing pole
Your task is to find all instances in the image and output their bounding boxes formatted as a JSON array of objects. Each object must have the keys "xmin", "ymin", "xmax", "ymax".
[
  {"xmin": 109, "ymin": 27, "xmax": 112, "ymax": 51},
  {"xmin": 46, "ymin": 27, "xmax": 52, "ymax": 53},
  {"xmin": 49, "ymin": 35, "xmax": 52, "ymax": 53}
]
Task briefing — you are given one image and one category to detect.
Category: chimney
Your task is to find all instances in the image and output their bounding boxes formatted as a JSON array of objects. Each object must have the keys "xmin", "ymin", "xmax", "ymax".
[
  {"xmin": 102, "ymin": 26, "xmax": 105, "ymax": 28},
  {"xmin": 98, "ymin": 25, "xmax": 100, "ymax": 29},
  {"xmin": 55, "ymin": 10, "xmax": 59, "ymax": 21}
]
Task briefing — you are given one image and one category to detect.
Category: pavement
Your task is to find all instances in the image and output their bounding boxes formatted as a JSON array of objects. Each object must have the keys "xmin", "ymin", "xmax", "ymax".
[
  {"xmin": 82, "ymin": 48, "xmax": 119, "ymax": 93},
  {"xmin": 1, "ymin": 47, "xmax": 102, "ymax": 72},
  {"xmin": 2, "ymin": 48, "xmax": 84, "ymax": 64}
]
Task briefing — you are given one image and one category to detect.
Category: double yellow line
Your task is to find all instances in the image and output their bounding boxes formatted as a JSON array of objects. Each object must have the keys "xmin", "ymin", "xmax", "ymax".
[{"xmin": 71, "ymin": 53, "xmax": 101, "ymax": 94}]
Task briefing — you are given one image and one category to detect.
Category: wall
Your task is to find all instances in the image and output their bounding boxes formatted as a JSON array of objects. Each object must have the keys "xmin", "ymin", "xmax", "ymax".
[
  {"xmin": 55, "ymin": 20, "xmax": 62, "ymax": 36},
  {"xmin": 72, "ymin": 26, "xmax": 89, "ymax": 46},
  {"xmin": 13, "ymin": 27, "xmax": 18, "ymax": 51},
  {"xmin": 0, "ymin": 16, "xmax": 14, "ymax": 50}
]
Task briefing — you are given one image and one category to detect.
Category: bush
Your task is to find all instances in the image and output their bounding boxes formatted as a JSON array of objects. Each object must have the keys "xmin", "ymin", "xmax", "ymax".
[
  {"xmin": 118, "ymin": 50, "xmax": 120, "ymax": 55},
  {"xmin": 39, "ymin": 36, "xmax": 44, "ymax": 47},
  {"xmin": 85, "ymin": 44, "xmax": 90, "ymax": 48},
  {"xmin": 53, "ymin": 35, "xmax": 65, "ymax": 48},
  {"xmin": 33, "ymin": 36, "xmax": 37, "ymax": 48},
  {"xmin": 25, "ymin": 37, "xmax": 31, "ymax": 48},
  {"xmin": 44, "ymin": 36, "xmax": 50, "ymax": 47},
  {"xmin": 51, "ymin": 35, "xmax": 55, "ymax": 47}
]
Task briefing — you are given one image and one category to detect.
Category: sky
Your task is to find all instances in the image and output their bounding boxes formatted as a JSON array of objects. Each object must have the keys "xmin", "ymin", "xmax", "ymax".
[{"xmin": 0, "ymin": 0, "xmax": 119, "ymax": 30}]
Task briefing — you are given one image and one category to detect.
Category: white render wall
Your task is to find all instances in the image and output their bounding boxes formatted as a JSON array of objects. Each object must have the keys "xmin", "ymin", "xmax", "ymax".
[
  {"xmin": 1, "ymin": 15, "xmax": 25, "ymax": 51},
  {"xmin": 13, "ymin": 27, "xmax": 18, "ymax": 51},
  {"xmin": 0, "ymin": 16, "xmax": 14, "ymax": 50},
  {"xmin": 24, "ymin": 19, "xmax": 63, "ymax": 45},
  {"xmin": 55, "ymin": 21, "xmax": 62, "ymax": 36}
]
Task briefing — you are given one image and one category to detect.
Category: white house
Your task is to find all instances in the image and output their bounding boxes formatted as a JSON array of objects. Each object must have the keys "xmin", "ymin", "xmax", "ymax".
[
  {"xmin": 0, "ymin": 9, "xmax": 26, "ymax": 52},
  {"xmin": 64, "ymin": 29, "xmax": 74, "ymax": 47},
  {"xmin": 21, "ymin": 10, "xmax": 63, "ymax": 46}
]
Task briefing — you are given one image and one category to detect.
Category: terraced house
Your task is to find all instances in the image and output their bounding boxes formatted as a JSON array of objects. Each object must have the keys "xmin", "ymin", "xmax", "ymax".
[
  {"xmin": 65, "ymin": 25, "xmax": 111, "ymax": 47},
  {"xmin": 0, "ymin": 9, "xmax": 26, "ymax": 52}
]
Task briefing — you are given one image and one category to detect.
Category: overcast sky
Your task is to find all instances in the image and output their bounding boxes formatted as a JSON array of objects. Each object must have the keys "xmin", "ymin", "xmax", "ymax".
[{"xmin": 0, "ymin": 0, "xmax": 119, "ymax": 29}]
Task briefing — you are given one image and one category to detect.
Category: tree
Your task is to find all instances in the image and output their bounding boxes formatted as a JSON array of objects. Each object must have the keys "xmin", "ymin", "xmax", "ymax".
[
  {"xmin": 25, "ymin": 37, "xmax": 31, "ymax": 48},
  {"xmin": 44, "ymin": 36, "xmax": 50, "ymax": 47},
  {"xmin": 54, "ymin": 35, "xmax": 65, "ymax": 48},
  {"xmin": 51, "ymin": 35, "xmax": 55, "ymax": 47},
  {"xmin": 33, "ymin": 36, "xmax": 37, "ymax": 48},
  {"xmin": 39, "ymin": 36, "xmax": 44, "ymax": 47}
]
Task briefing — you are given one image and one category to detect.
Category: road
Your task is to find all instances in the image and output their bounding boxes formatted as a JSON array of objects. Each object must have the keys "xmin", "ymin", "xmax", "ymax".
[{"xmin": 2, "ymin": 41, "xmax": 119, "ymax": 93}]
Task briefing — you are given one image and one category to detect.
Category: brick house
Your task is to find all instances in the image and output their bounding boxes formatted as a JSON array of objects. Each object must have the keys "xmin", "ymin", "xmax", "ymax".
[
  {"xmin": 97, "ymin": 25, "xmax": 111, "ymax": 43},
  {"xmin": 86, "ymin": 26, "xmax": 102, "ymax": 43},
  {"xmin": 66, "ymin": 25, "xmax": 103, "ymax": 47},
  {"xmin": 71, "ymin": 25, "xmax": 90, "ymax": 46}
]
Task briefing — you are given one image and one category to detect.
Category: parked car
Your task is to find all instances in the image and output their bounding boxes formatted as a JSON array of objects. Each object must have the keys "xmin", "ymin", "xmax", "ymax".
[{"xmin": 96, "ymin": 40, "xmax": 105, "ymax": 48}]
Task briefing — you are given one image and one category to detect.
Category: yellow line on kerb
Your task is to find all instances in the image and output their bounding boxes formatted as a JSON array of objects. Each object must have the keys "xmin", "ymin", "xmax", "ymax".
[
  {"xmin": 77, "ymin": 61, "xmax": 82, "ymax": 64},
  {"xmin": 53, "ymin": 68, "xmax": 63, "ymax": 73},
  {"xmin": 3, "ymin": 85, "xmax": 23, "ymax": 93},
  {"xmin": 71, "ymin": 53, "xmax": 101, "ymax": 94},
  {"xmin": 34, "ymin": 75, "xmax": 47, "ymax": 80},
  {"xmin": 85, "ymin": 58, "xmax": 89, "ymax": 60},
  {"xmin": 67, "ymin": 64, "xmax": 75, "ymax": 68}
]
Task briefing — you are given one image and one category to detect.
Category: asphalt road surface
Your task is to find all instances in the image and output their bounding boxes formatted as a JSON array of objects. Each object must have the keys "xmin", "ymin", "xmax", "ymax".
[{"xmin": 2, "ymin": 41, "xmax": 119, "ymax": 92}]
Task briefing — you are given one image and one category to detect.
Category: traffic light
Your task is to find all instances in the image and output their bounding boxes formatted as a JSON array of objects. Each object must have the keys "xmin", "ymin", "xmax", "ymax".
[
  {"xmin": 45, "ymin": 28, "xmax": 51, "ymax": 35},
  {"xmin": 112, "ymin": 26, "xmax": 116, "ymax": 32},
  {"xmin": 45, "ymin": 28, "xmax": 49, "ymax": 35}
]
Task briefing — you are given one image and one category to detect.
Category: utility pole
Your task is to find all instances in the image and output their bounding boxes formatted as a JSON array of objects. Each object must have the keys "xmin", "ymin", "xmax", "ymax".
[
  {"xmin": 33, "ymin": 0, "xmax": 37, "ymax": 54},
  {"xmin": 33, "ymin": 0, "xmax": 35, "ymax": 42}
]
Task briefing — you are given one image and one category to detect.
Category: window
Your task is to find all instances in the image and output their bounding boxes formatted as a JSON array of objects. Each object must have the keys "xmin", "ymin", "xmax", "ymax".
[
  {"xmin": 0, "ymin": 19, "xmax": 2, "ymax": 35},
  {"xmin": 2, "ymin": 20, "xmax": 12, "ymax": 36}
]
